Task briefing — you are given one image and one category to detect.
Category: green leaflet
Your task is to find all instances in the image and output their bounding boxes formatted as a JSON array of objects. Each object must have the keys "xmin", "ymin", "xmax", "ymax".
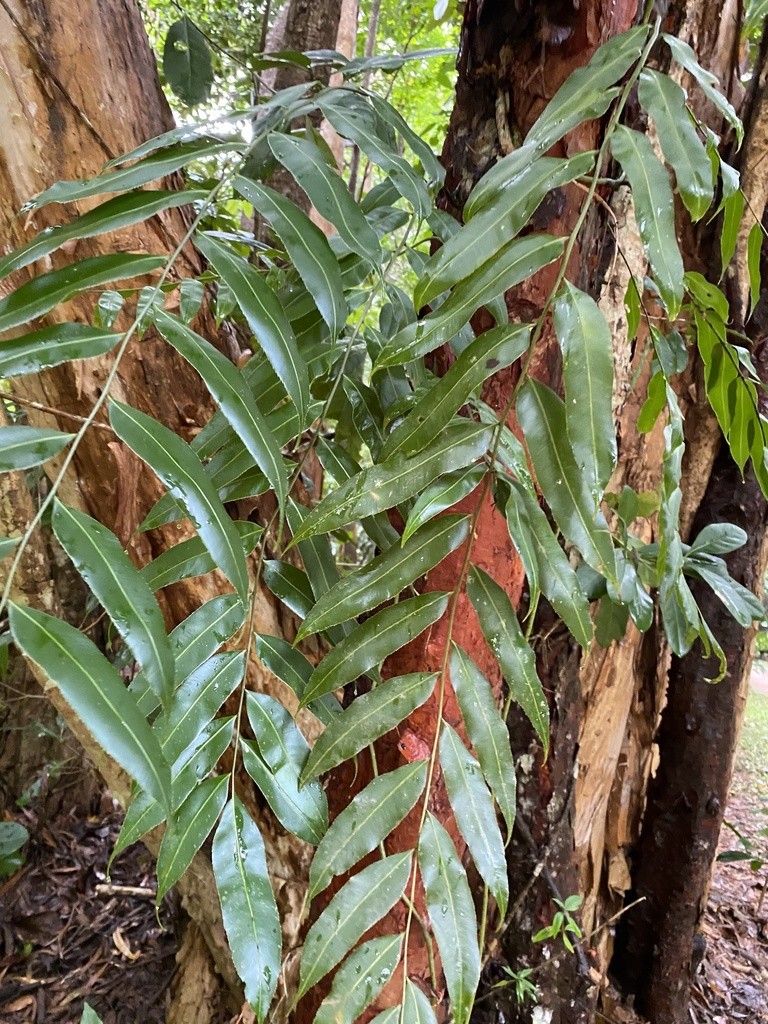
[
  {"xmin": 380, "ymin": 324, "xmax": 531, "ymax": 460},
  {"xmin": 253, "ymin": 634, "xmax": 342, "ymax": 726},
  {"xmin": 156, "ymin": 775, "xmax": 228, "ymax": 900},
  {"xmin": 291, "ymin": 422, "xmax": 492, "ymax": 543},
  {"xmin": 308, "ymin": 761, "xmax": 427, "ymax": 900},
  {"xmin": 418, "ymin": 814, "xmax": 480, "ymax": 1024},
  {"xmin": 0, "ymin": 536, "xmax": 19, "ymax": 558},
  {"xmin": 748, "ymin": 221, "xmax": 762, "ymax": 318},
  {"xmin": 262, "ymin": 560, "xmax": 314, "ymax": 619},
  {"xmin": 342, "ymin": 376, "xmax": 387, "ymax": 458},
  {"xmin": 246, "ymin": 692, "xmax": 310, "ymax": 773},
  {"xmin": 610, "ymin": 126, "xmax": 685, "ymax": 319},
  {"xmin": 683, "ymin": 552, "xmax": 764, "ymax": 627},
  {"xmin": 554, "ymin": 283, "xmax": 616, "ymax": 499},
  {"xmin": 296, "ymin": 515, "xmax": 470, "ymax": 642},
  {"xmin": 241, "ymin": 738, "xmax": 327, "ymax": 845},
  {"xmin": 172, "ymin": 716, "xmax": 235, "ymax": 808},
  {"xmin": 663, "ymin": 34, "xmax": 744, "ymax": 147},
  {"xmin": 466, "ymin": 565, "xmax": 549, "ymax": 753},
  {"xmin": 449, "ymin": 646, "xmax": 517, "ymax": 838},
  {"xmin": 720, "ymin": 189, "xmax": 745, "ymax": 274},
  {"xmin": 213, "ymin": 797, "xmax": 281, "ymax": 1022},
  {"xmin": 402, "ymin": 979, "xmax": 439, "ymax": 1024},
  {"xmin": 159, "ymin": 651, "xmax": 244, "ymax": 763},
  {"xmin": 80, "ymin": 1004, "xmax": 103, "ymax": 1024},
  {"xmin": 315, "ymin": 436, "xmax": 400, "ymax": 551},
  {"xmin": 318, "ymin": 90, "xmax": 430, "ymax": 217},
  {"xmin": 375, "ymin": 235, "xmax": 564, "ymax": 369},
  {"xmin": 297, "ymin": 852, "xmax": 412, "ymax": 1000},
  {"xmin": 52, "ymin": 501, "xmax": 174, "ymax": 707},
  {"xmin": 172, "ymin": 595, "xmax": 245, "ymax": 685},
  {"xmin": 194, "ymin": 233, "xmax": 308, "ymax": 424},
  {"xmin": 314, "ymin": 935, "xmax": 404, "ymax": 1024},
  {"xmin": 267, "ymin": 133, "xmax": 382, "ymax": 263},
  {"xmin": 109, "ymin": 399, "xmax": 249, "ymax": 604},
  {"xmin": 153, "ymin": 309, "xmax": 288, "ymax": 510},
  {"xmin": 516, "ymin": 379, "xmax": 616, "ymax": 579},
  {"xmin": 140, "ymin": 522, "xmax": 262, "ymax": 591},
  {"xmin": 0, "ymin": 254, "xmax": 165, "ymax": 334},
  {"xmin": 365, "ymin": 91, "xmax": 445, "ymax": 184},
  {"xmin": 0, "ymin": 190, "xmax": 207, "ymax": 279},
  {"xmin": 0, "ymin": 324, "xmax": 118, "ymax": 377},
  {"xmin": 163, "ymin": 17, "xmax": 213, "ymax": 107},
  {"xmin": 402, "ymin": 465, "xmax": 485, "ymax": 544},
  {"xmin": 0, "ymin": 426, "xmax": 73, "ymax": 471},
  {"xmin": 233, "ymin": 177, "xmax": 346, "ymax": 339},
  {"xmin": 638, "ymin": 70, "xmax": 712, "ymax": 222},
  {"xmin": 301, "ymin": 673, "xmax": 438, "ymax": 782},
  {"xmin": 301, "ymin": 595, "xmax": 448, "ymax": 705},
  {"xmin": 9, "ymin": 604, "xmax": 171, "ymax": 812},
  {"xmin": 504, "ymin": 483, "xmax": 593, "ymax": 648},
  {"xmin": 439, "ymin": 722, "xmax": 509, "ymax": 916},
  {"xmin": 689, "ymin": 522, "xmax": 748, "ymax": 556},
  {"xmin": 28, "ymin": 139, "xmax": 239, "ymax": 209},
  {"xmin": 111, "ymin": 788, "xmax": 165, "ymax": 863},
  {"xmin": 465, "ymin": 24, "xmax": 650, "ymax": 218},
  {"xmin": 415, "ymin": 153, "xmax": 595, "ymax": 308}
]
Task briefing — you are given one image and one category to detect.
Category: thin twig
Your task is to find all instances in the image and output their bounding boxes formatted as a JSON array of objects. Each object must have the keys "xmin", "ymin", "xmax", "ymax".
[{"xmin": 3, "ymin": 394, "xmax": 114, "ymax": 432}]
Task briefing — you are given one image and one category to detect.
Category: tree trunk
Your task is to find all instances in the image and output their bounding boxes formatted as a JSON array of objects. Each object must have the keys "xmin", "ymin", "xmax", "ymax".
[
  {"xmin": 0, "ymin": 0, "xmax": 322, "ymax": 1014},
  {"xmin": 325, "ymin": 2, "xmax": 758, "ymax": 1023}
]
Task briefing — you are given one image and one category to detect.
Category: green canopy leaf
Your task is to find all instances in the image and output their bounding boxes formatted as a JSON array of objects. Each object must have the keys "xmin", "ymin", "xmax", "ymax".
[
  {"xmin": 0, "ymin": 426, "xmax": 73, "ymax": 471},
  {"xmin": 163, "ymin": 17, "xmax": 214, "ymax": 107}
]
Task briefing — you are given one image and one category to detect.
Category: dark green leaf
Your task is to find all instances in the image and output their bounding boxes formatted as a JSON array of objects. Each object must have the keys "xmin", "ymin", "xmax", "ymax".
[
  {"xmin": 381, "ymin": 324, "xmax": 530, "ymax": 460},
  {"xmin": 595, "ymin": 595, "xmax": 630, "ymax": 647},
  {"xmin": 638, "ymin": 70, "xmax": 712, "ymax": 221},
  {"xmin": 309, "ymin": 761, "xmax": 427, "ymax": 899},
  {"xmin": 466, "ymin": 565, "xmax": 549, "ymax": 752},
  {"xmin": 52, "ymin": 501, "xmax": 174, "ymax": 707},
  {"xmin": 301, "ymin": 673, "xmax": 438, "ymax": 782},
  {"xmin": 748, "ymin": 221, "xmax": 762, "ymax": 319},
  {"xmin": 637, "ymin": 370, "xmax": 667, "ymax": 433},
  {"xmin": 517, "ymin": 380, "xmax": 616, "ymax": 578},
  {"xmin": 450, "ymin": 646, "xmax": 516, "ymax": 837},
  {"xmin": 253, "ymin": 634, "xmax": 342, "ymax": 727},
  {"xmin": 9, "ymin": 604, "xmax": 171, "ymax": 811},
  {"xmin": 262, "ymin": 560, "xmax": 314, "ymax": 619},
  {"xmin": 172, "ymin": 716, "xmax": 234, "ymax": 807},
  {"xmin": 157, "ymin": 775, "xmax": 228, "ymax": 899},
  {"xmin": 292, "ymin": 422, "xmax": 492, "ymax": 542},
  {"xmin": 213, "ymin": 797, "xmax": 281, "ymax": 1022},
  {"xmin": 140, "ymin": 522, "xmax": 261, "ymax": 591},
  {"xmin": 163, "ymin": 17, "xmax": 214, "ymax": 107},
  {"xmin": 0, "ymin": 254, "xmax": 164, "ymax": 333},
  {"xmin": 0, "ymin": 426, "xmax": 73, "ymax": 471},
  {"xmin": 720, "ymin": 190, "xmax": 745, "ymax": 275},
  {"xmin": 153, "ymin": 309, "xmax": 288, "ymax": 508},
  {"xmin": 664, "ymin": 34, "xmax": 743, "ymax": 146},
  {"xmin": 0, "ymin": 324, "xmax": 117, "ymax": 378},
  {"xmin": 689, "ymin": 522, "xmax": 747, "ymax": 556},
  {"xmin": 297, "ymin": 853, "xmax": 412, "ymax": 999},
  {"xmin": 418, "ymin": 813, "xmax": 479, "ymax": 1024},
  {"xmin": 504, "ymin": 484, "xmax": 593, "ymax": 648},
  {"xmin": 195, "ymin": 233, "xmax": 308, "ymax": 423},
  {"xmin": 109, "ymin": 400, "xmax": 249, "ymax": 603},
  {"xmin": 402, "ymin": 465, "xmax": 485, "ymax": 545},
  {"xmin": 241, "ymin": 738, "xmax": 327, "ymax": 845},
  {"xmin": 403, "ymin": 979, "xmax": 438, "ymax": 1024},
  {"xmin": 318, "ymin": 90, "xmax": 430, "ymax": 216},
  {"xmin": 233, "ymin": 177, "xmax": 346, "ymax": 339},
  {"xmin": 553, "ymin": 282, "xmax": 616, "ymax": 497},
  {"xmin": 0, "ymin": 191, "xmax": 207, "ymax": 279},
  {"xmin": 301, "ymin": 594, "xmax": 448, "ymax": 705},
  {"xmin": 314, "ymin": 935, "xmax": 404, "ymax": 1024},
  {"xmin": 246, "ymin": 692, "xmax": 310, "ymax": 772},
  {"xmin": 439, "ymin": 722, "xmax": 508, "ymax": 916},
  {"xmin": 296, "ymin": 515, "xmax": 469, "ymax": 642},
  {"xmin": 267, "ymin": 133, "xmax": 382, "ymax": 263},
  {"xmin": 610, "ymin": 125, "xmax": 684, "ymax": 318},
  {"xmin": 160, "ymin": 651, "xmax": 244, "ymax": 763}
]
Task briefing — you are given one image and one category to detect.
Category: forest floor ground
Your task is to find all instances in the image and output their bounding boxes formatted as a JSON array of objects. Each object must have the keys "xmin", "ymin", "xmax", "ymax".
[{"xmin": 1, "ymin": 686, "xmax": 768, "ymax": 1024}]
